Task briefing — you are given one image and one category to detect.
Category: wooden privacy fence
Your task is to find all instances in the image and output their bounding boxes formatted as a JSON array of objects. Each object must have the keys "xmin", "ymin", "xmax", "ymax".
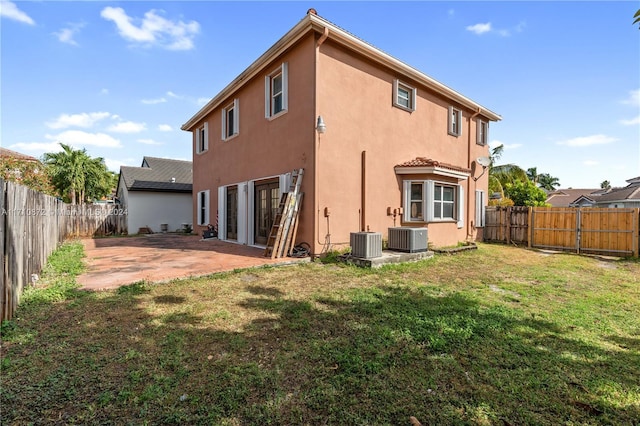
[
  {"xmin": 484, "ymin": 206, "xmax": 640, "ymax": 257},
  {"xmin": 1, "ymin": 179, "xmax": 127, "ymax": 320}
]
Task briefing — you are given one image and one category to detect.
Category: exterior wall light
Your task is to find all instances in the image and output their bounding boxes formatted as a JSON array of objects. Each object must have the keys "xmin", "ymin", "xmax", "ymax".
[{"xmin": 316, "ymin": 115, "xmax": 326, "ymax": 134}]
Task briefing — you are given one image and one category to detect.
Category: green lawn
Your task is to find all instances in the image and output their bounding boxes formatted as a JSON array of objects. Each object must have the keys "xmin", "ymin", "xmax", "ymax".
[{"xmin": 1, "ymin": 241, "xmax": 639, "ymax": 425}]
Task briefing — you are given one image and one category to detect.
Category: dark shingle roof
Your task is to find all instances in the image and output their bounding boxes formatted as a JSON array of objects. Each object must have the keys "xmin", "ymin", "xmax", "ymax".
[
  {"xmin": 120, "ymin": 157, "xmax": 192, "ymax": 193},
  {"xmin": 595, "ymin": 183, "xmax": 640, "ymax": 203}
]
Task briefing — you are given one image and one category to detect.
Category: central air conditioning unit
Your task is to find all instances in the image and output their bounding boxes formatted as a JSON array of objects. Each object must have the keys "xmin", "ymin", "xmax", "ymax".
[
  {"xmin": 388, "ymin": 227, "xmax": 428, "ymax": 253},
  {"xmin": 350, "ymin": 232, "xmax": 382, "ymax": 259}
]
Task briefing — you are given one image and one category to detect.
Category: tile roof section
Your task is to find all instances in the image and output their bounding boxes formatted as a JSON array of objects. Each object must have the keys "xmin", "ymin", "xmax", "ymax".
[
  {"xmin": 546, "ymin": 188, "xmax": 601, "ymax": 207},
  {"xmin": 0, "ymin": 147, "xmax": 39, "ymax": 162},
  {"xmin": 395, "ymin": 157, "xmax": 471, "ymax": 174},
  {"xmin": 120, "ymin": 157, "xmax": 192, "ymax": 193}
]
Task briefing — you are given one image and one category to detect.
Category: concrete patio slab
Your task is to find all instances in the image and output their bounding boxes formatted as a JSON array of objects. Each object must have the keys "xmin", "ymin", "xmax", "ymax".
[{"xmin": 77, "ymin": 234, "xmax": 309, "ymax": 290}]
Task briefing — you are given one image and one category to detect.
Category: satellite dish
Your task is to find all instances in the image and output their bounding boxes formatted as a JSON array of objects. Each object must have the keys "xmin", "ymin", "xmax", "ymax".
[{"xmin": 476, "ymin": 156, "xmax": 491, "ymax": 167}]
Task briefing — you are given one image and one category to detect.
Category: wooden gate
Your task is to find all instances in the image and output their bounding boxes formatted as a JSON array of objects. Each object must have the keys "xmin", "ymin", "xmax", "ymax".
[{"xmin": 530, "ymin": 207, "xmax": 639, "ymax": 256}]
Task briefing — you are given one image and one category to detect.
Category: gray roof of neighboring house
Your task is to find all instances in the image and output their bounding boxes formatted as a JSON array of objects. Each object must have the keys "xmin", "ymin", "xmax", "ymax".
[
  {"xmin": 120, "ymin": 157, "xmax": 192, "ymax": 193},
  {"xmin": 595, "ymin": 179, "xmax": 640, "ymax": 203}
]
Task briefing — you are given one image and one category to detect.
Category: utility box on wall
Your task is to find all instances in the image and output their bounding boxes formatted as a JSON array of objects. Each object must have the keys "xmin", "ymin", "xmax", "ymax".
[
  {"xmin": 350, "ymin": 232, "xmax": 383, "ymax": 259},
  {"xmin": 388, "ymin": 227, "xmax": 428, "ymax": 253}
]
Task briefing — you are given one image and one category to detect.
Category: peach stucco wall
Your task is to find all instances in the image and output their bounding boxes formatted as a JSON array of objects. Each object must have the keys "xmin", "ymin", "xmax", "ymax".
[
  {"xmin": 191, "ymin": 30, "xmax": 492, "ymax": 254},
  {"xmin": 191, "ymin": 35, "xmax": 317, "ymax": 248},
  {"xmin": 314, "ymin": 40, "xmax": 491, "ymax": 249}
]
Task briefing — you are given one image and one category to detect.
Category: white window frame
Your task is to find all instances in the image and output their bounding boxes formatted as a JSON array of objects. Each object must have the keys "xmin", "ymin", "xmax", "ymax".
[
  {"xmin": 448, "ymin": 106, "xmax": 462, "ymax": 137},
  {"xmin": 195, "ymin": 122, "xmax": 208, "ymax": 154},
  {"xmin": 197, "ymin": 189, "xmax": 210, "ymax": 226},
  {"xmin": 222, "ymin": 99, "xmax": 239, "ymax": 141},
  {"xmin": 393, "ymin": 79, "xmax": 417, "ymax": 112},
  {"xmin": 403, "ymin": 180, "xmax": 464, "ymax": 225},
  {"xmin": 265, "ymin": 63, "xmax": 288, "ymax": 119},
  {"xmin": 476, "ymin": 119, "xmax": 488, "ymax": 146}
]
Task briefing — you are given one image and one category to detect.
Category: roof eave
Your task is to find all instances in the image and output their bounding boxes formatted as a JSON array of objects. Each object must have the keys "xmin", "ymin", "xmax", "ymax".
[
  {"xmin": 181, "ymin": 13, "xmax": 501, "ymax": 132},
  {"xmin": 394, "ymin": 166, "xmax": 470, "ymax": 180}
]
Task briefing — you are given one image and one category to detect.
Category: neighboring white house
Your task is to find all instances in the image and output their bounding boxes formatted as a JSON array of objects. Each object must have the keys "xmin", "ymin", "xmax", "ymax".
[{"xmin": 116, "ymin": 157, "xmax": 193, "ymax": 234}]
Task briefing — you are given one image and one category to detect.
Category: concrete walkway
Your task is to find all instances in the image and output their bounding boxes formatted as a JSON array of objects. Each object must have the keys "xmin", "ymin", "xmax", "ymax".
[{"xmin": 77, "ymin": 234, "xmax": 309, "ymax": 290}]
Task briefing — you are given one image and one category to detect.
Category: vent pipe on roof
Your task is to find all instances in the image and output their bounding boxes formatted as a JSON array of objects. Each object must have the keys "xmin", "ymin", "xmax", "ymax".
[{"xmin": 170, "ymin": 177, "xmax": 176, "ymax": 183}]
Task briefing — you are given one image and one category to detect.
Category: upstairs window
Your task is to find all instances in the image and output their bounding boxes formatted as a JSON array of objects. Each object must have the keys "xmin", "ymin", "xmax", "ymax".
[
  {"xmin": 393, "ymin": 79, "xmax": 416, "ymax": 112},
  {"xmin": 195, "ymin": 122, "xmax": 208, "ymax": 154},
  {"xmin": 448, "ymin": 106, "xmax": 462, "ymax": 137},
  {"xmin": 222, "ymin": 99, "xmax": 239, "ymax": 140},
  {"xmin": 265, "ymin": 63, "xmax": 288, "ymax": 118},
  {"xmin": 476, "ymin": 119, "xmax": 488, "ymax": 146}
]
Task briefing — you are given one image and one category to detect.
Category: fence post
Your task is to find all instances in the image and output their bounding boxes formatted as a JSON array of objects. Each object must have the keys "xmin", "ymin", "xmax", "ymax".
[
  {"xmin": 634, "ymin": 208, "xmax": 639, "ymax": 258},
  {"xmin": 528, "ymin": 207, "xmax": 533, "ymax": 248},
  {"xmin": 506, "ymin": 206, "xmax": 512, "ymax": 245},
  {"xmin": 576, "ymin": 208, "xmax": 581, "ymax": 255}
]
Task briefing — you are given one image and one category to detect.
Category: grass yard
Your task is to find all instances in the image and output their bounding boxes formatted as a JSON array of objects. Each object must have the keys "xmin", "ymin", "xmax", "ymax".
[{"xmin": 1, "ymin": 241, "xmax": 639, "ymax": 425}]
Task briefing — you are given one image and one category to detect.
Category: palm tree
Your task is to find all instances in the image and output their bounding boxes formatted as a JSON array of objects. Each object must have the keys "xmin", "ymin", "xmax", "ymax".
[
  {"xmin": 537, "ymin": 173, "xmax": 561, "ymax": 191},
  {"xmin": 43, "ymin": 143, "xmax": 113, "ymax": 204},
  {"xmin": 488, "ymin": 144, "xmax": 528, "ymax": 199},
  {"xmin": 526, "ymin": 167, "xmax": 539, "ymax": 184}
]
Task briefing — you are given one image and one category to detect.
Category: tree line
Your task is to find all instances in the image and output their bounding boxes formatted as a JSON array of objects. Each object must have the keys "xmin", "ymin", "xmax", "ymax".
[{"xmin": 1, "ymin": 143, "xmax": 117, "ymax": 205}]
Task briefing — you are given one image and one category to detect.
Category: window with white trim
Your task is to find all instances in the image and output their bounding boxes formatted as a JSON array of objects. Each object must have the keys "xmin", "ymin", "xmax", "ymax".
[
  {"xmin": 476, "ymin": 119, "xmax": 488, "ymax": 146},
  {"xmin": 197, "ymin": 189, "xmax": 210, "ymax": 225},
  {"xmin": 265, "ymin": 63, "xmax": 288, "ymax": 118},
  {"xmin": 403, "ymin": 180, "xmax": 463, "ymax": 224},
  {"xmin": 195, "ymin": 122, "xmax": 208, "ymax": 154},
  {"xmin": 448, "ymin": 106, "xmax": 462, "ymax": 137},
  {"xmin": 222, "ymin": 99, "xmax": 239, "ymax": 140},
  {"xmin": 393, "ymin": 79, "xmax": 417, "ymax": 112}
]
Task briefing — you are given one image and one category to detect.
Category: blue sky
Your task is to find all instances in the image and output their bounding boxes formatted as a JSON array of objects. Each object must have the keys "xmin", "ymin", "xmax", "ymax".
[{"xmin": 2, "ymin": 1, "xmax": 639, "ymax": 189}]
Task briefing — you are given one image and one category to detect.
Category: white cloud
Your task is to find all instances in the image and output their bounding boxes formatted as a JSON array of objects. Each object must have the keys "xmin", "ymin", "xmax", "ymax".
[
  {"xmin": 158, "ymin": 124, "xmax": 172, "ymax": 132},
  {"xmin": 466, "ymin": 22, "xmax": 492, "ymax": 35},
  {"xmin": 46, "ymin": 112, "xmax": 112, "ymax": 129},
  {"xmin": 100, "ymin": 6, "xmax": 200, "ymax": 50},
  {"xmin": 141, "ymin": 97, "xmax": 167, "ymax": 105},
  {"xmin": 583, "ymin": 160, "xmax": 599, "ymax": 166},
  {"xmin": 53, "ymin": 22, "xmax": 84, "ymax": 46},
  {"xmin": 197, "ymin": 97, "xmax": 210, "ymax": 106},
  {"xmin": 621, "ymin": 89, "xmax": 640, "ymax": 106},
  {"xmin": 100, "ymin": 88, "xmax": 109, "ymax": 95},
  {"xmin": 137, "ymin": 138, "xmax": 163, "ymax": 145},
  {"xmin": 448, "ymin": 9, "xmax": 455, "ymax": 17},
  {"xmin": 557, "ymin": 134, "xmax": 618, "ymax": 147},
  {"xmin": 9, "ymin": 142, "xmax": 61, "ymax": 153},
  {"xmin": 105, "ymin": 157, "xmax": 136, "ymax": 172},
  {"xmin": 489, "ymin": 140, "xmax": 522, "ymax": 150},
  {"xmin": 167, "ymin": 91, "xmax": 181, "ymax": 98},
  {"xmin": 620, "ymin": 115, "xmax": 640, "ymax": 126},
  {"xmin": 107, "ymin": 121, "xmax": 146, "ymax": 133},
  {"xmin": 467, "ymin": 21, "xmax": 524, "ymax": 37},
  {"xmin": 0, "ymin": 1, "xmax": 35, "ymax": 25},
  {"xmin": 45, "ymin": 130, "xmax": 122, "ymax": 148}
]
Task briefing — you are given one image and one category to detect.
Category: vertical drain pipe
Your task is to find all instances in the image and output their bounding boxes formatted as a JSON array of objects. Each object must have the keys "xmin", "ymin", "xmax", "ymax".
[{"xmin": 361, "ymin": 150, "xmax": 366, "ymax": 232}]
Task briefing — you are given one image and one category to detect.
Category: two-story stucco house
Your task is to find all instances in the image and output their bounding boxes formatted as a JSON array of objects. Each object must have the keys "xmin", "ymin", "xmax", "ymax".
[{"xmin": 182, "ymin": 10, "xmax": 501, "ymax": 254}]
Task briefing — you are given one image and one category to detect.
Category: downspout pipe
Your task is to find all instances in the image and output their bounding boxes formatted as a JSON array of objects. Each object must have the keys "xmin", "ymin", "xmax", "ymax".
[{"xmin": 314, "ymin": 24, "xmax": 329, "ymax": 248}]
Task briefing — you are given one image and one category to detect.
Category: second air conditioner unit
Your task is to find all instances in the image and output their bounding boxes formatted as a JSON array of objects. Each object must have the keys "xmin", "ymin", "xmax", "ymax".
[{"xmin": 388, "ymin": 227, "xmax": 428, "ymax": 253}]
